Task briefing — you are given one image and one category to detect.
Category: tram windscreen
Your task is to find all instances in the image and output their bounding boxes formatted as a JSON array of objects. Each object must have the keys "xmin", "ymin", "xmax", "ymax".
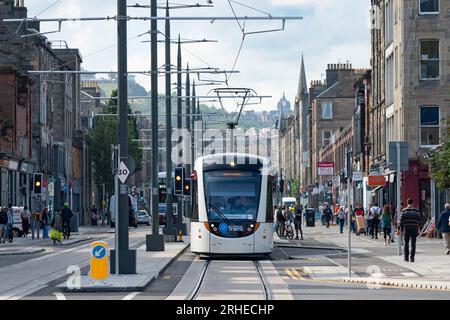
[{"xmin": 204, "ymin": 170, "xmax": 261, "ymax": 221}]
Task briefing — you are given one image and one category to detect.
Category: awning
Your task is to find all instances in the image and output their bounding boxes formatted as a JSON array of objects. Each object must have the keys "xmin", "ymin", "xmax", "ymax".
[{"xmin": 371, "ymin": 186, "xmax": 383, "ymax": 193}]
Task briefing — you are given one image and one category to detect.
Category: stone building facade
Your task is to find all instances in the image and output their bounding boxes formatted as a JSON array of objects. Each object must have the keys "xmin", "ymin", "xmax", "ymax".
[{"xmin": 371, "ymin": 0, "xmax": 449, "ymax": 220}]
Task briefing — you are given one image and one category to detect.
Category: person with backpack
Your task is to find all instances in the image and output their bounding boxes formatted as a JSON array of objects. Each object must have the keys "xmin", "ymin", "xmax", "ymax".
[
  {"xmin": 323, "ymin": 203, "xmax": 333, "ymax": 229},
  {"xmin": 91, "ymin": 205, "xmax": 98, "ymax": 226},
  {"xmin": 400, "ymin": 198, "xmax": 422, "ymax": 262},
  {"xmin": 437, "ymin": 203, "xmax": 450, "ymax": 255},
  {"xmin": 294, "ymin": 204, "xmax": 303, "ymax": 240},
  {"xmin": 370, "ymin": 203, "xmax": 381, "ymax": 239},
  {"xmin": 61, "ymin": 203, "xmax": 74, "ymax": 239},
  {"xmin": 276, "ymin": 206, "xmax": 286, "ymax": 237}
]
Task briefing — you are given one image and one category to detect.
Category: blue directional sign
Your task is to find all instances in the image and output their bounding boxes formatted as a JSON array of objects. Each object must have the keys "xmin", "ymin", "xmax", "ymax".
[{"xmin": 92, "ymin": 245, "xmax": 106, "ymax": 259}]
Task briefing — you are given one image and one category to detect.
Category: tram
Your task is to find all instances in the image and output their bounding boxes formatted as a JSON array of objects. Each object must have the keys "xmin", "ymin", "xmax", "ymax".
[{"xmin": 190, "ymin": 153, "xmax": 274, "ymax": 255}]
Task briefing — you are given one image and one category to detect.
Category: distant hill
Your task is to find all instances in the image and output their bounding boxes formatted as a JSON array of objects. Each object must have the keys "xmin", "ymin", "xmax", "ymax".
[{"xmin": 96, "ymin": 80, "xmax": 273, "ymax": 130}]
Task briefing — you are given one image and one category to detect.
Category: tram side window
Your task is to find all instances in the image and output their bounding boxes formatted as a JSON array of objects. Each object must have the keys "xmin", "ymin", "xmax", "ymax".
[
  {"xmin": 191, "ymin": 179, "xmax": 199, "ymax": 221},
  {"xmin": 266, "ymin": 176, "xmax": 274, "ymax": 222}
]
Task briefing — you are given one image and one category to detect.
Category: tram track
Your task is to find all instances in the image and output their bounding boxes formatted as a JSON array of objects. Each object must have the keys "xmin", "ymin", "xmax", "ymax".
[{"xmin": 188, "ymin": 259, "xmax": 272, "ymax": 300}]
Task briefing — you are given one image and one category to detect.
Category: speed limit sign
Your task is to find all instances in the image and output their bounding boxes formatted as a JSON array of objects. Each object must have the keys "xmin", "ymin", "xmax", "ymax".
[{"xmin": 118, "ymin": 161, "xmax": 130, "ymax": 184}]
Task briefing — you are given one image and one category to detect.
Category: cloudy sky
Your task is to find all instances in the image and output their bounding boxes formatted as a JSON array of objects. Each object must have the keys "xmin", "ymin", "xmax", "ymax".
[{"xmin": 27, "ymin": 0, "xmax": 371, "ymax": 111}]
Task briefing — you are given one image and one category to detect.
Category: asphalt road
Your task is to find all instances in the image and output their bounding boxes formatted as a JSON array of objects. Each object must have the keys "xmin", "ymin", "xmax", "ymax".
[{"xmin": 18, "ymin": 242, "xmax": 450, "ymax": 300}]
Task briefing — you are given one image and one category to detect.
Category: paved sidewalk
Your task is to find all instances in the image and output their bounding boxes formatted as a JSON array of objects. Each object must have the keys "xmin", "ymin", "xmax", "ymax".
[
  {"xmin": 0, "ymin": 234, "xmax": 92, "ymax": 256},
  {"xmin": 284, "ymin": 223, "xmax": 450, "ymax": 291},
  {"xmin": 59, "ymin": 237, "xmax": 190, "ymax": 292}
]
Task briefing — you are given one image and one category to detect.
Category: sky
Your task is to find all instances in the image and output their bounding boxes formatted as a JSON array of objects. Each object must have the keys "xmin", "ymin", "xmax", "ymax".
[{"xmin": 27, "ymin": 0, "xmax": 371, "ymax": 111}]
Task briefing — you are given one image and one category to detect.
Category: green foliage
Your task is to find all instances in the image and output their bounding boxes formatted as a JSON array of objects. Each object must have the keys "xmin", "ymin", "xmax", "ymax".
[
  {"xmin": 427, "ymin": 127, "xmax": 450, "ymax": 191},
  {"xmin": 290, "ymin": 179, "xmax": 300, "ymax": 197},
  {"xmin": 86, "ymin": 89, "xmax": 142, "ymax": 195}
]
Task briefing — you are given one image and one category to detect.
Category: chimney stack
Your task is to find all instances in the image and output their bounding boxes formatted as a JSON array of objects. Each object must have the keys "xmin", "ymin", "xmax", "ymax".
[{"xmin": 15, "ymin": 0, "xmax": 24, "ymax": 7}]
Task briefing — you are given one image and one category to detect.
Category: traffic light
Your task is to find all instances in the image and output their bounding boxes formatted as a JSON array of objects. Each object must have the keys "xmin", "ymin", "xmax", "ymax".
[
  {"xmin": 33, "ymin": 173, "xmax": 43, "ymax": 194},
  {"xmin": 183, "ymin": 178, "xmax": 191, "ymax": 196},
  {"xmin": 279, "ymin": 179, "xmax": 284, "ymax": 193},
  {"xmin": 174, "ymin": 167, "xmax": 185, "ymax": 195}
]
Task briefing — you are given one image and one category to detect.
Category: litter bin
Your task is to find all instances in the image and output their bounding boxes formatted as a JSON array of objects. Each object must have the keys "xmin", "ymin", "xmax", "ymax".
[{"xmin": 306, "ymin": 208, "xmax": 315, "ymax": 227}]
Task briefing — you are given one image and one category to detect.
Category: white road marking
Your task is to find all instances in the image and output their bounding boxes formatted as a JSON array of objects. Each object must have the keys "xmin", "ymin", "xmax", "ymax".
[
  {"xmin": 122, "ymin": 292, "xmax": 140, "ymax": 300},
  {"xmin": 54, "ymin": 292, "xmax": 66, "ymax": 300}
]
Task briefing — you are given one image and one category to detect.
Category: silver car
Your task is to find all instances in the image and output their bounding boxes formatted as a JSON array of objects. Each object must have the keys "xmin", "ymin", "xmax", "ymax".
[{"xmin": 137, "ymin": 210, "xmax": 151, "ymax": 226}]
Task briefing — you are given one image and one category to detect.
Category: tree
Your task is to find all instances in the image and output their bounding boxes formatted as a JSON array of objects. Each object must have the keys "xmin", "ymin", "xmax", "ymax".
[
  {"xmin": 86, "ymin": 89, "xmax": 142, "ymax": 197},
  {"xmin": 427, "ymin": 127, "xmax": 450, "ymax": 191},
  {"xmin": 290, "ymin": 179, "xmax": 300, "ymax": 198}
]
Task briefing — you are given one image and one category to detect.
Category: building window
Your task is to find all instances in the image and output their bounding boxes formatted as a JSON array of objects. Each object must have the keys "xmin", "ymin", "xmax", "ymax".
[
  {"xmin": 420, "ymin": 40, "xmax": 440, "ymax": 80},
  {"xmin": 321, "ymin": 102, "xmax": 333, "ymax": 119},
  {"xmin": 385, "ymin": 53, "xmax": 394, "ymax": 105},
  {"xmin": 322, "ymin": 130, "xmax": 332, "ymax": 148},
  {"xmin": 385, "ymin": 0, "xmax": 394, "ymax": 46},
  {"xmin": 420, "ymin": 106, "xmax": 439, "ymax": 146},
  {"xmin": 419, "ymin": 0, "xmax": 439, "ymax": 14}
]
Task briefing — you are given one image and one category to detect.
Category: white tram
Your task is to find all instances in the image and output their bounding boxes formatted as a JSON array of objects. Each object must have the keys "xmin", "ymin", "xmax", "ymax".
[{"xmin": 190, "ymin": 153, "xmax": 274, "ymax": 255}]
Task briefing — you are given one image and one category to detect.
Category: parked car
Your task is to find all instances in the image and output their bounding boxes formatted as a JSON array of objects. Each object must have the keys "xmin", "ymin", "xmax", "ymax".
[
  {"xmin": 137, "ymin": 210, "xmax": 151, "ymax": 226},
  {"xmin": 158, "ymin": 203, "xmax": 178, "ymax": 225}
]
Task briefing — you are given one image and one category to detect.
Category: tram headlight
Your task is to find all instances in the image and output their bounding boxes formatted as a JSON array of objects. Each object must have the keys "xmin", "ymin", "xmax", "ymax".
[
  {"xmin": 213, "ymin": 227, "xmax": 218, "ymax": 232},
  {"xmin": 247, "ymin": 227, "xmax": 252, "ymax": 232}
]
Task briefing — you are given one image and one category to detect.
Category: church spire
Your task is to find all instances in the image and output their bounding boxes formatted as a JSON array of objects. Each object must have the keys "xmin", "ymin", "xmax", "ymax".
[{"xmin": 297, "ymin": 53, "xmax": 307, "ymax": 96}]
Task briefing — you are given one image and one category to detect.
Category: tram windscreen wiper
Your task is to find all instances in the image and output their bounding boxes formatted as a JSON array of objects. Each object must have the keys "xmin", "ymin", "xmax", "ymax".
[{"xmin": 208, "ymin": 203, "xmax": 232, "ymax": 224}]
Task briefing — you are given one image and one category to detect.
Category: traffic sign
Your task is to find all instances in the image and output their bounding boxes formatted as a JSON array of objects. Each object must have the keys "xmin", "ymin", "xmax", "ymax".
[
  {"xmin": 118, "ymin": 161, "xmax": 130, "ymax": 184},
  {"xmin": 90, "ymin": 241, "xmax": 109, "ymax": 280}
]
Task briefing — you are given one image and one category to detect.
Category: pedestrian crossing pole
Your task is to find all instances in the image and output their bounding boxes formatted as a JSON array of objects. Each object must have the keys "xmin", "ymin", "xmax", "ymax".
[{"xmin": 345, "ymin": 144, "xmax": 352, "ymax": 278}]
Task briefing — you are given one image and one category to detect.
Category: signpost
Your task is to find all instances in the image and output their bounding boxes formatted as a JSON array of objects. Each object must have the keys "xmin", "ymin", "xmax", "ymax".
[
  {"xmin": 352, "ymin": 172, "xmax": 363, "ymax": 182},
  {"xmin": 118, "ymin": 161, "xmax": 130, "ymax": 184},
  {"xmin": 388, "ymin": 141, "xmax": 409, "ymax": 256}
]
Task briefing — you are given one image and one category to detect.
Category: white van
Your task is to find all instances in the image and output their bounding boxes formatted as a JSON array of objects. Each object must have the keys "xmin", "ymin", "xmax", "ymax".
[
  {"xmin": 282, "ymin": 197, "xmax": 297, "ymax": 208},
  {"xmin": 109, "ymin": 194, "xmax": 138, "ymax": 228}
]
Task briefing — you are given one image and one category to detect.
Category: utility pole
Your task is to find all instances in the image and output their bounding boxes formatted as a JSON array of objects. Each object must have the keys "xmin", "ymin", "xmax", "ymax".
[
  {"xmin": 147, "ymin": 0, "xmax": 165, "ymax": 251},
  {"xmin": 111, "ymin": 0, "xmax": 136, "ymax": 274},
  {"xmin": 345, "ymin": 144, "xmax": 352, "ymax": 278},
  {"xmin": 191, "ymin": 80, "xmax": 196, "ymax": 168},
  {"xmin": 163, "ymin": 1, "xmax": 176, "ymax": 238},
  {"xmin": 176, "ymin": 34, "xmax": 184, "ymax": 235},
  {"xmin": 185, "ymin": 64, "xmax": 191, "ymax": 220}
]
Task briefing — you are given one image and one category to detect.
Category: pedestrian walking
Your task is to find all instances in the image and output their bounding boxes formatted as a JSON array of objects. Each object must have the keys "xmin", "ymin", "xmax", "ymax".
[
  {"xmin": 381, "ymin": 204, "xmax": 392, "ymax": 245},
  {"xmin": 21, "ymin": 206, "xmax": 31, "ymax": 237},
  {"xmin": 437, "ymin": 203, "xmax": 450, "ymax": 255},
  {"xmin": 91, "ymin": 205, "xmax": 98, "ymax": 226},
  {"xmin": 319, "ymin": 204, "xmax": 325, "ymax": 226},
  {"xmin": 41, "ymin": 208, "xmax": 50, "ymax": 239},
  {"xmin": 6, "ymin": 203, "xmax": 14, "ymax": 243},
  {"xmin": 370, "ymin": 203, "xmax": 381, "ymax": 239},
  {"xmin": 294, "ymin": 204, "xmax": 303, "ymax": 240},
  {"xmin": 61, "ymin": 203, "xmax": 73, "ymax": 239},
  {"xmin": 323, "ymin": 203, "xmax": 333, "ymax": 229},
  {"xmin": 33, "ymin": 210, "xmax": 42, "ymax": 239},
  {"xmin": 366, "ymin": 203, "xmax": 373, "ymax": 237},
  {"xmin": 400, "ymin": 198, "xmax": 422, "ymax": 262},
  {"xmin": 0, "ymin": 207, "xmax": 8, "ymax": 244},
  {"xmin": 338, "ymin": 205, "xmax": 346, "ymax": 233}
]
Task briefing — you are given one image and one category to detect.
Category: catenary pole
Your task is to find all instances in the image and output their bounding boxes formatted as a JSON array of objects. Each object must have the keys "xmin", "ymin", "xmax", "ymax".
[
  {"xmin": 114, "ymin": 0, "xmax": 136, "ymax": 274},
  {"xmin": 147, "ymin": 0, "xmax": 165, "ymax": 251},
  {"xmin": 164, "ymin": 1, "xmax": 176, "ymax": 237}
]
